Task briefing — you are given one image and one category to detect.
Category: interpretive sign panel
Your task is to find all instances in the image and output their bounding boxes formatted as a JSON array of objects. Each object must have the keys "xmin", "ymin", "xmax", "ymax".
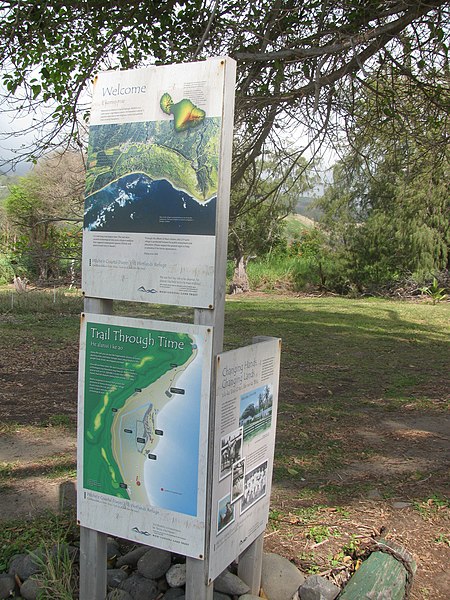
[
  {"xmin": 208, "ymin": 338, "xmax": 281, "ymax": 581},
  {"xmin": 77, "ymin": 313, "xmax": 212, "ymax": 557},
  {"xmin": 82, "ymin": 58, "xmax": 231, "ymax": 308}
]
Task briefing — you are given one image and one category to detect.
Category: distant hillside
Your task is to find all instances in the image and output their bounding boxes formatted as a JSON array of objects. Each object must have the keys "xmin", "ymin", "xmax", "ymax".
[
  {"xmin": 283, "ymin": 214, "xmax": 315, "ymax": 240},
  {"xmin": 294, "ymin": 195, "xmax": 322, "ymax": 221}
]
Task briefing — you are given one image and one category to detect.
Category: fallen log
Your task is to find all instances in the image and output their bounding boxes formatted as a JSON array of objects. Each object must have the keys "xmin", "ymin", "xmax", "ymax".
[{"xmin": 338, "ymin": 539, "xmax": 416, "ymax": 600}]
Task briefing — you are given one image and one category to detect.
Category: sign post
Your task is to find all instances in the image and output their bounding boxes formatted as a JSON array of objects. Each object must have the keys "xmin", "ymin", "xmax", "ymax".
[{"xmin": 77, "ymin": 56, "xmax": 279, "ymax": 600}]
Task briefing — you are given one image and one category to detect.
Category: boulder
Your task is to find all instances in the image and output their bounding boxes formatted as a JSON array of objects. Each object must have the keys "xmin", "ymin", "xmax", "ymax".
[
  {"xmin": 15, "ymin": 551, "xmax": 44, "ymax": 581},
  {"xmin": 107, "ymin": 590, "xmax": 134, "ymax": 600},
  {"xmin": 137, "ymin": 548, "xmax": 172, "ymax": 579},
  {"xmin": 119, "ymin": 572, "xmax": 159, "ymax": 599},
  {"xmin": 261, "ymin": 553, "xmax": 305, "ymax": 600},
  {"xmin": 214, "ymin": 570, "xmax": 250, "ymax": 596},
  {"xmin": 162, "ymin": 588, "xmax": 185, "ymax": 599},
  {"xmin": 0, "ymin": 574, "xmax": 16, "ymax": 599},
  {"xmin": 20, "ymin": 577, "xmax": 42, "ymax": 600},
  {"xmin": 107, "ymin": 568, "xmax": 129, "ymax": 588},
  {"xmin": 166, "ymin": 563, "xmax": 187, "ymax": 588},
  {"xmin": 116, "ymin": 546, "xmax": 149, "ymax": 568},
  {"xmin": 298, "ymin": 575, "xmax": 340, "ymax": 600}
]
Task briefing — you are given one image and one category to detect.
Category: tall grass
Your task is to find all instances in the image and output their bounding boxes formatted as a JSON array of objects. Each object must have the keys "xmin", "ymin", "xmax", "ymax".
[
  {"xmin": 243, "ymin": 254, "xmax": 332, "ymax": 292},
  {"xmin": 0, "ymin": 288, "xmax": 83, "ymax": 315},
  {"xmin": 33, "ymin": 542, "xmax": 78, "ymax": 599},
  {"xmin": 246, "ymin": 254, "xmax": 299, "ymax": 290}
]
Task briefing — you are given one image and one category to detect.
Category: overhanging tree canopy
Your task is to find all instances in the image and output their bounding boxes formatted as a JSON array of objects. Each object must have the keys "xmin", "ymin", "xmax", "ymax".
[{"xmin": 1, "ymin": 0, "xmax": 448, "ymax": 185}]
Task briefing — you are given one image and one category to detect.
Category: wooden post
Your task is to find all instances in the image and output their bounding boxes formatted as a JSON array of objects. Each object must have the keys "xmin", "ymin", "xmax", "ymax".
[
  {"xmin": 79, "ymin": 296, "xmax": 112, "ymax": 600},
  {"xmin": 238, "ymin": 532, "xmax": 264, "ymax": 595},
  {"xmin": 79, "ymin": 526, "xmax": 107, "ymax": 600},
  {"xmin": 184, "ymin": 57, "xmax": 236, "ymax": 600}
]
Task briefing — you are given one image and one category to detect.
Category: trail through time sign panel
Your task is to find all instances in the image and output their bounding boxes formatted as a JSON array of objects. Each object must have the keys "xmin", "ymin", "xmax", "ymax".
[
  {"xmin": 208, "ymin": 338, "xmax": 281, "ymax": 581},
  {"xmin": 77, "ymin": 313, "xmax": 212, "ymax": 557},
  {"xmin": 82, "ymin": 58, "xmax": 232, "ymax": 308}
]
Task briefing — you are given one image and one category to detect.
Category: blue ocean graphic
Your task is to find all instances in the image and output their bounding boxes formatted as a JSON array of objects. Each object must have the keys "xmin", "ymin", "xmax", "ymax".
[
  {"xmin": 84, "ymin": 173, "xmax": 216, "ymax": 236},
  {"xmin": 143, "ymin": 341, "xmax": 204, "ymax": 516}
]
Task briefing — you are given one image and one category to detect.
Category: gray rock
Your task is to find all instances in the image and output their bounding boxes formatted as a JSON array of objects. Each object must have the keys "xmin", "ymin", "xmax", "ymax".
[
  {"xmin": 20, "ymin": 577, "xmax": 42, "ymax": 600},
  {"xmin": 162, "ymin": 588, "xmax": 185, "ymax": 599},
  {"xmin": 166, "ymin": 563, "xmax": 186, "ymax": 588},
  {"xmin": 214, "ymin": 570, "xmax": 250, "ymax": 596},
  {"xmin": 158, "ymin": 578, "xmax": 170, "ymax": 594},
  {"xmin": 107, "ymin": 590, "xmax": 134, "ymax": 600},
  {"xmin": 119, "ymin": 573, "xmax": 158, "ymax": 599},
  {"xmin": 8, "ymin": 553, "xmax": 27, "ymax": 576},
  {"xmin": 261, "ymin": 552, "xmax": 305, "ymax": 600},
  {"xmin": 366, "ymin": 489, "xmax": 383, "ymax": 500},
  {"xmin": 298, "ymin": 574, "xmax": 340, "ymax": 600},
  {"xmin": 15, "ymin": 551, "xmax": 44, "ymax": 581},
  {"xmin": 107, "ymin": 568, "xmax": 129, "ymax": 588},
  {"xmin": 392, "ymin": 501, "xmax": 412, "ymax": 509},
  {"xmin": 0, "ymin": 574, "xmax": 16, "ymax": 599},
  {"xmin": 116, "ymin": 546, "xmax": 149, "ymax": 568},
  {"xmin": 137, "ymin": 548, "xmax": 172, "ymax": 579},
  {"xmin": 162, "ymin": 589, "xmax": 231, "ymax": 600},
  {"xmin": 107, "ymin": 538, "xmax": 121, "ymax": 561},
  {"xmin": 239, "ymin": 596, "xmax": 263, "ymax": 600}
]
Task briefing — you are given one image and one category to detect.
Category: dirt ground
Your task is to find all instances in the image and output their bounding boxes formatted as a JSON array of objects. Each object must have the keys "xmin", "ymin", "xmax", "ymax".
[{"xmin": 0, "ymin": 327, "xmax": 449, "ymax": 599}]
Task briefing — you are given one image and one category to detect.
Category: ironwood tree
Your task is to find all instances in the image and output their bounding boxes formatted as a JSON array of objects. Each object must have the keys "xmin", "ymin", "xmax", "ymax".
[{"xmin": 318, "ymin": 68, "xmax": 449, "ymax": 288}]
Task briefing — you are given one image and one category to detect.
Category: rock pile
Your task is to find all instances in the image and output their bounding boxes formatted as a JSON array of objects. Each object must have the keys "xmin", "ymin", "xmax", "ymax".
[{"xmin": 1, "ymin": 540, "xmax": 340, "ymax": 600}]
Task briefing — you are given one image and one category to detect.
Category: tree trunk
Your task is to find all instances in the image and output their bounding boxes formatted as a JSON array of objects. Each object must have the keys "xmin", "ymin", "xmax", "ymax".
[{"xmin": 229, "ymin": 255, "xmax": 250, "ymax": 294}]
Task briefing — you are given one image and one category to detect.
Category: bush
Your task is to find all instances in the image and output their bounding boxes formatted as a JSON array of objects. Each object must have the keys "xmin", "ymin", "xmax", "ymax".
[{"xmin": 0, "ymin": 255, "xmax": 15, "ymax": 285}]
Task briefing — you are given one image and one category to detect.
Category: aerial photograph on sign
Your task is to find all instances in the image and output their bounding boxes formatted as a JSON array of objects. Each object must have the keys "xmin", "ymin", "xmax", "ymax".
[
  {"xmin": 82, "ymin": 318, "xmax": 210, "ymax": 517},
  {"xmin": 83, "ymin": 92, "xmax": 220, "ymax": 236}
]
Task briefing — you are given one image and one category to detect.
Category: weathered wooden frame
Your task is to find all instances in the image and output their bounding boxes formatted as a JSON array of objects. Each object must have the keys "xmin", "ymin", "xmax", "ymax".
[{"xmin": 78, "ymin": 57, "xmax": 265, "ymax": 600}]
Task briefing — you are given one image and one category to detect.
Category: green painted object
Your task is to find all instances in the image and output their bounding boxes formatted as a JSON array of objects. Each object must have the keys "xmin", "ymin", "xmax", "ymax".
[{"xmin": 339, "ymin": 539, "xmax": 416, "ymax": 599}]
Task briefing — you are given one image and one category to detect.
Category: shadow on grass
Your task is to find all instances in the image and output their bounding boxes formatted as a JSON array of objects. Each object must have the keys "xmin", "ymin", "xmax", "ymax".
[{"xmin": 225, "ymin": 297, "xmax": 450, "ymax": 505}]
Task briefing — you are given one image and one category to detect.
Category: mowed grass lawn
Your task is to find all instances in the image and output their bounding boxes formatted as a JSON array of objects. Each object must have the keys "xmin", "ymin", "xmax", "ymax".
[
  {"xmin": 0, "ymin": 290, "xmax": 449, "ymax": 595},
  {"xmin": 224, "ymin": 295, "xmax": 449, "ymax": 497},
  {"xmin": 0, "ymin": 289, "xmax": 448, "ymax": 497}
]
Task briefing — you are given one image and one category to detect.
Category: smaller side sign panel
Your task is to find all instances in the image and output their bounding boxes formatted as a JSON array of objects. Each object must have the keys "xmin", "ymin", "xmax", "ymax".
[
  {"xmin": 77, "ymin": 313, "xmax": 212, "ymax": 558},
  {"xmin": 209, "ymin": 338, "xmax": 281, "ymax": 581}
]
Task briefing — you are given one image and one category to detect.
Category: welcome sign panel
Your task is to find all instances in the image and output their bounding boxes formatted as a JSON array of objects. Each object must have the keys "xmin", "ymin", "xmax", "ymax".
[
  {"xmin": 82, "ymin": 58, "xmax": 229, "ymax": 307},
  {"xmin": 77, "ymin": 313, "xmax": 212, "ymax": 557}
]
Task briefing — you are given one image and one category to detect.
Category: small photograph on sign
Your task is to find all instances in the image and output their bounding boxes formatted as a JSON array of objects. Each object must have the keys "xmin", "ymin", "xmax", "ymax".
[
  {"xmin": 219, "ymin": 426, "xmax": 243, "ymax": 481},
  {"xmin": 239, "ymin": 384, "xmax": 274, "ymax": 442},
  {"xmin": 217, "ymin": 493, "xmax": 235, "ymax": 534},
  {"xmin": 231, "ymin": 458, "xmax": 245, "ymax": 503},
  {"xmin": 241, "ymin": 460, "xmax": 268, "ymax": 514}
]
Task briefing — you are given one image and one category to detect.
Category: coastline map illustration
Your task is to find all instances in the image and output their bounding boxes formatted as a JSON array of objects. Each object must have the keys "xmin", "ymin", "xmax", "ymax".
[
  {"xmin": 82, "ymin": 318, "xmax": 209, "ymax": 517},
  {"xmin": 83, "ymin": 92, "xmax": 220, "ymax": 236}
]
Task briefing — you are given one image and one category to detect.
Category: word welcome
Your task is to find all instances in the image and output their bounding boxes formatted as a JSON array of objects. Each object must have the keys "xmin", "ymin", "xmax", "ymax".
[{"xmin": 102, "ymin": 83, "xmax": 147, "ymax": 97}]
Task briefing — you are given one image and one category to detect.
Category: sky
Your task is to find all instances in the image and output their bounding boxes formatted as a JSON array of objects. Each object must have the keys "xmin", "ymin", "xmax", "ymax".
[{"xmin": 0, "ymin": 109, "xmax": 36, "ymax": 175}]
